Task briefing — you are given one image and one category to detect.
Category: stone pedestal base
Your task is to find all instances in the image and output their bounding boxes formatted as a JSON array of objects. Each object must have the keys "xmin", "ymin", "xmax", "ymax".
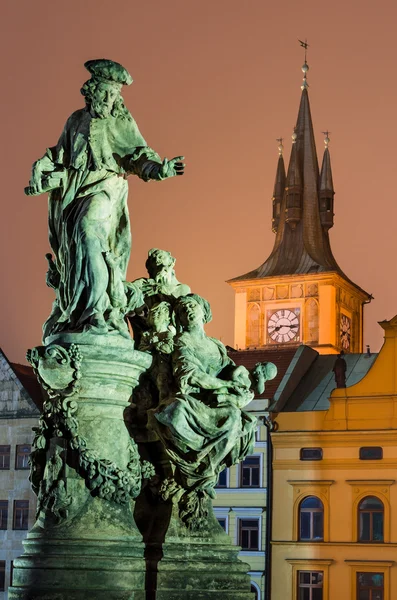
[
  {"xmin": 9, "ymin": 536, "xmax": 145, "ymax": 600},
  {"xmin": 135, "ymin": 487, "xmax": 254, "ymax": 600},
  {"xmin": 9, "ymin": 336, "xmax": 151, "ymax": 600}
]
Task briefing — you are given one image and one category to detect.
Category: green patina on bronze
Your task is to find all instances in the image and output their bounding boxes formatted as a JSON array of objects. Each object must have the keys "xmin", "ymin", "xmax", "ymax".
[
  {"xmin": 11, "ymin": 59, "xmax": 278, "ymax": 599},
  {"xmin": 25, "ymin": 58, "xmax": 185, "ymax": 341}
]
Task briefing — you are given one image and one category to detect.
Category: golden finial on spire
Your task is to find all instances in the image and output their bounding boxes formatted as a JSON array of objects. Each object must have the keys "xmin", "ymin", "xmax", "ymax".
[
  {"xmin": 276, "ymin": 137, "xmax": 284, "ymax": 156},
  {"xmin": 291, "ymin": 127, "xmax": 297, "ymax": 144},
  {"xmin": 298, "ymin": 39, "xmax": 309, "ymax": 90},
  {"xmin": 322, "ymin": 130, "xmax": 331, "ymax": 148}
]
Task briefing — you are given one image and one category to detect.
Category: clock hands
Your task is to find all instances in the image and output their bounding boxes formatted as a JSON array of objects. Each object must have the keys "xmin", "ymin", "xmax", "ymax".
[{"xmin": 274, "ymin": 323, "xmax": 298, "ymax": 331}]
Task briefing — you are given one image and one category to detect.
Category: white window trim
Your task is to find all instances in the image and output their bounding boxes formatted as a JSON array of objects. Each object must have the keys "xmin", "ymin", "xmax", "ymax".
[
  {"xmin": 249, "ymin": 579, "xmax": 261, "ymax": 599},
  {"xmin": 213, "ymin": 507, "xmax": 230, "ymax": 534},
  {"xmin": 236, "ymin": 453, "xmax": 264, "ymax": 488},
  {"xmin": 215, "ymin": 487, "xmax": 267, "ymax": 495},
  {"xmin": 215, "ymin": 466, "xmax": 230, "ymax": 489},
  {"xmin": 234, "ymin": 512, "xmax": 263, "ymax": 551}
]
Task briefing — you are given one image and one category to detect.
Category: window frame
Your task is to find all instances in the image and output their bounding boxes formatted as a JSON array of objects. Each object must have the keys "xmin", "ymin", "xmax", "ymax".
[
  {"xmin": 347, "ymin": 481, "xmax": 393, "ymax": 544},
  {"xmin": 359, "ymin": 447, "xmax": 383, "ymax": 460},
  {"xmin": 238, "ymin": 517, "xmax": 261, "ymax": 551},
  {"xmin": 0, "ymin": 500, "xmax": 8, "ymax": 530},
  {"xmin": 215, "ymin": 467, "xmax": 229, "ymax": 489},
  {"xmin": 289, "ymin": 480, "xmax": 333, "ymax": 542},
  {"xmin": 346, "ymin": 561, "xmax": 392, "ymax": 600},
  {"xmin": 15, "ymin": 444, "xmax": 31, "ymax": 470},
  {"xmin": 287, "ymin": 559, "xmax": 332, "ymax": 600},
  {"xmin": 299, "ymin": 496, "xmax": 324, "ymax": 542},
  {"xmin": 213, "ymin": 508, "xmax": 229, "ymax": 534},
  {"xmin": 250, "ymin": 581, "xmax": 261, "ymax": 600},
  {"xmin": 0, "ymin": 445, "xmax": 11, "ymax": 470},
  {"xmin": 12, "ymin": 500, "xmax": 29, "ymax": 531},
  {"xmin": 358, "ymin": 496, "xmax": 384, "ymax": 543},
  {"xmin": 239, "ymin": 454, "xmax": 262, "ymax": 488},
  {"xmin": 300, "ymin": 447, "xmax": 323, "ymax": 461},
  {"xmin": 356, "ymin": 571, "xmax": 384, "ymax": 599},
  {"xmin": 297, "ymin": 570, "xmax": 324, "ymax": 600},
  {"xmin": 0, "ymin": 560, "xmax": 5, "ymax": 592}
]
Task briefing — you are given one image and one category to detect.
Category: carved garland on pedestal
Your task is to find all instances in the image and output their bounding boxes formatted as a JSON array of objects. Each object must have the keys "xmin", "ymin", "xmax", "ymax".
[{"xmin": 27, "ymin": 344, "xmax": 154, "ymax": 517}]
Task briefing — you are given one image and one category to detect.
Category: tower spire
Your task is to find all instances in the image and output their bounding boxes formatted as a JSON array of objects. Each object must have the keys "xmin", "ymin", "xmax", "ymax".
[
  {"xmin": 229, "ymin": 46, "xmax": 344, "ymax": 280},
  {"xmin": 284, "ymin": 129, "xmax": 302, "ymax": 230},
  {"xmin": 319, "ymin": 131, "xmax": 335, "ymax": 230},
  {"xmin": 272, "ymin": 138, "xmax": 286, "ymax": 233}
]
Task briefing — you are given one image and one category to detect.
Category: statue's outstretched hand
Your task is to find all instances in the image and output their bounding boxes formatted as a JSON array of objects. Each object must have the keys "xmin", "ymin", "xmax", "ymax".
[{"xmin": 158, "ymin": 156, "xmax": 185, "ymax": 180}]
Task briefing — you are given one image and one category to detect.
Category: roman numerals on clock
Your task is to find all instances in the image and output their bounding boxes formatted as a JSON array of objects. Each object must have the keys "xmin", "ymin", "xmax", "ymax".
[{"xmin": 267, "ymin": 309, "xmax": 300, "ymax": 343}]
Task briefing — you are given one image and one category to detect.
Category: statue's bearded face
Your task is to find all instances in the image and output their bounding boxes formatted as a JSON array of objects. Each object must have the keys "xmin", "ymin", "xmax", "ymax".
[{"xmin": 91, "ymin": 82, "xmax": 120, "ymax": 118}]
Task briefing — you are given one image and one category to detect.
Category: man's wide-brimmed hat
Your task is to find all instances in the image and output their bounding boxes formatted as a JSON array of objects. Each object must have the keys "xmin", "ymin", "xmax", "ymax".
[{"xmin": 84, "ymin": 59, "xmax": 133, "ymax": 86}]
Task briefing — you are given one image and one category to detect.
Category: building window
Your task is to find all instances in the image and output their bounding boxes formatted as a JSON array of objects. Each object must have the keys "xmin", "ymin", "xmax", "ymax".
[
  {"xmin": 215, "ymin": 469, "xmax": 228, "ymax": 488},
  {"xmin": 357, "ymin": 572, "xmax": 384, "ymax": 599},
  {"xmin": 298, "ymin": 570, "xmax": 323, "ymax": 599},
  {"xmin": 240, "ymin": 456, "xmax": 260, "ymax": 488},
  {"xmin": 359, "ymin": 447, "xmax": 383, "ymax": 460},
  {"xmin": 0, "ymin": 561, "xmax": 5, "ymax": 592},
  {"xmin": 300, "ymin": 448, "xmax": 323, "ymax": 461},
  {"xmin": 13, "ymin": 500, "xmax": 29, "ymax": 530},
  {"xmin": 358, "ymin": 496, "xmax": 384, "ymax": 542},
  {"xmin": 250, "ymin": 583, "xmax": 260, "ymax": 599},
  {"xmin": 0, "ymin": 501, "xmax": 8, "ymax": 530},
  {"xmin": 217, "ymin": 518, "xmax": 227, "ymax": 531},
  {"xmin": 238, "ymin": 518, "xmax": 260, "ymax": 551},
  {"xmin": 299, "ymin": 496, "xmax": 324, "ymax": 541},
  {"xmin": 15, "ymin": 444, "xmax": 31, "ymax": 470},
  {"xmin": 0, "ymin": 445, "xmax": 10, "ymax": 470}
]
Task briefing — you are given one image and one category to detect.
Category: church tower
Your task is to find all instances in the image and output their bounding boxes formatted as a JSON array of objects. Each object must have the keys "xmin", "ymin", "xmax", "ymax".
[{"xmin": 228, "ymin": 59, "xmax": 371, "ymax": 354}]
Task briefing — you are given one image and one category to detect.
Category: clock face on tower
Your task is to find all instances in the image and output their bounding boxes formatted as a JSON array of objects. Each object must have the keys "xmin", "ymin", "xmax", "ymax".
[
  {"xmin": 340, "ymin": 314, "xmax": 351, "ymax": 350},
  {"xmin": 267, "ymin": 308, "xmax": 300, "ymax": 344}
]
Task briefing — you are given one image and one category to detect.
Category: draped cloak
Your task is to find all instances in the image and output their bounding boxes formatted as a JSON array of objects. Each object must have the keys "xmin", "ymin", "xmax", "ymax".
[
  {"xmin": 42, "ymin": 108, "xmax": 160, "ymax": 336},
  {"xmin": 150, "ymin": 334, "xmax": 257, "ymax": 493}
]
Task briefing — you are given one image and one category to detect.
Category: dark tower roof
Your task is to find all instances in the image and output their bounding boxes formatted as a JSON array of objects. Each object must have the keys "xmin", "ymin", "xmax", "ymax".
[
  {"xmin": 271, "ymin": 144, "xmax": 286, "ymax": 233},
  {"xmin": 319, "ymin": 144, "xmax": 334, "ymax": 194},
  {"xmin": 229, "ymin": 65, "xmax": 367, "ymax": 293}
]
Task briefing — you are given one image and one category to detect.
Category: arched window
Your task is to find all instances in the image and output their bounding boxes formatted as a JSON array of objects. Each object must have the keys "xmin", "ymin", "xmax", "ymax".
[
  {"xmin": 250, "ymin": 583, "xmax": 260, "ymax": 599},
  {"xmin": 358, "ymin": 496, "xmax": 384, "ymax": 542},
  {"xmin": 299, "ymin": 496, "xmax": 324, "ymax": 541}
]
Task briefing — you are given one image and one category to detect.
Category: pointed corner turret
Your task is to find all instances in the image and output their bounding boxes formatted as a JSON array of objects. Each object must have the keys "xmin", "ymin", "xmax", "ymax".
[
  {"xmin": 319, "ymin": 132, "xmax": 335, "ymax": 230},
  {"xmin": 284, "ymin": 130, "xmax": 302, "ymax": 230},
  {"xmin": 272, "ymin": 139, "xmax": 286, "ymax": 233}
]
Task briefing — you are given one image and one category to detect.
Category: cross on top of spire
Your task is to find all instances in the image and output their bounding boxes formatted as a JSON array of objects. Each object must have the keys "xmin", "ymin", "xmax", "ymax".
[
  {"xmin": 322, "ymin": 131, "xmax": 331, "ymax": 148},
  {"xmin": 298, "ymin": 39, "xmax": 310, "ymax": 90},
  {"xmin": 276, "ymin": 138, "xmax": 284, "ymax": 156}
]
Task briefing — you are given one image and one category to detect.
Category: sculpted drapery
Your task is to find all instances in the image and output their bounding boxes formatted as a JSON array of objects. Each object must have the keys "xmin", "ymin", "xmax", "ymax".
[{"xmin": 25, "ymin": 59, "xmax": 184, "ymax": 340}]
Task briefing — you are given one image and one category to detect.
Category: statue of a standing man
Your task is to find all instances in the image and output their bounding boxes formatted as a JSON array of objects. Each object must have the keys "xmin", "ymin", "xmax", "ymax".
[{"xmin": 25, "ymin": 59, "xmax": 184, "ymax": 340}]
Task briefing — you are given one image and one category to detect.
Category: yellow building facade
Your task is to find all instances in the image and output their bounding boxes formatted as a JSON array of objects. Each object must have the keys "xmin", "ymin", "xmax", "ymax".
[{"xmin": 270, "ymin": 316, "xmax": 397, "ymax": 600}]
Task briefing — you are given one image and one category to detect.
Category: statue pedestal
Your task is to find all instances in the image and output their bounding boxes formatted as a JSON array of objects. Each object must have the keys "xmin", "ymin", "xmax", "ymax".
[
  {"xmin": 134, "ymin": 472, "xmax": 254, "ymax": 600},
  {"xmin": 9, "ymin": 336, "xmax": 151, "ymax": 600}
]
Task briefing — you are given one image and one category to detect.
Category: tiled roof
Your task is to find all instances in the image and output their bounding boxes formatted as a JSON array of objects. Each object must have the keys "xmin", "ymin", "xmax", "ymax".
[
  {"xmin": 283, "ymin": 352, "xmax": 378, "ymax": 412},
  {"xmin": 228, "ymin": 347, "xmax": 297, "ymax": 400}
]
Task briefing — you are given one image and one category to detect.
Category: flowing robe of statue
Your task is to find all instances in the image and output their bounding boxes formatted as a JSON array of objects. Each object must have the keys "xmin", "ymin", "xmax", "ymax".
[
  {"xmin": 152, "ymin": 333, "xmax": 257, "ymax": 494},
  {"xmin": 41, "ymin": 108, "xmax": 159, "ymax": 337}
]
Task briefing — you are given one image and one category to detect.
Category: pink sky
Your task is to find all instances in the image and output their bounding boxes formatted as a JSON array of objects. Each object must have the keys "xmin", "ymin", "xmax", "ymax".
[{"xmin": 1, "ymin": 0, "xmax": 397, "ymax": 362}]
